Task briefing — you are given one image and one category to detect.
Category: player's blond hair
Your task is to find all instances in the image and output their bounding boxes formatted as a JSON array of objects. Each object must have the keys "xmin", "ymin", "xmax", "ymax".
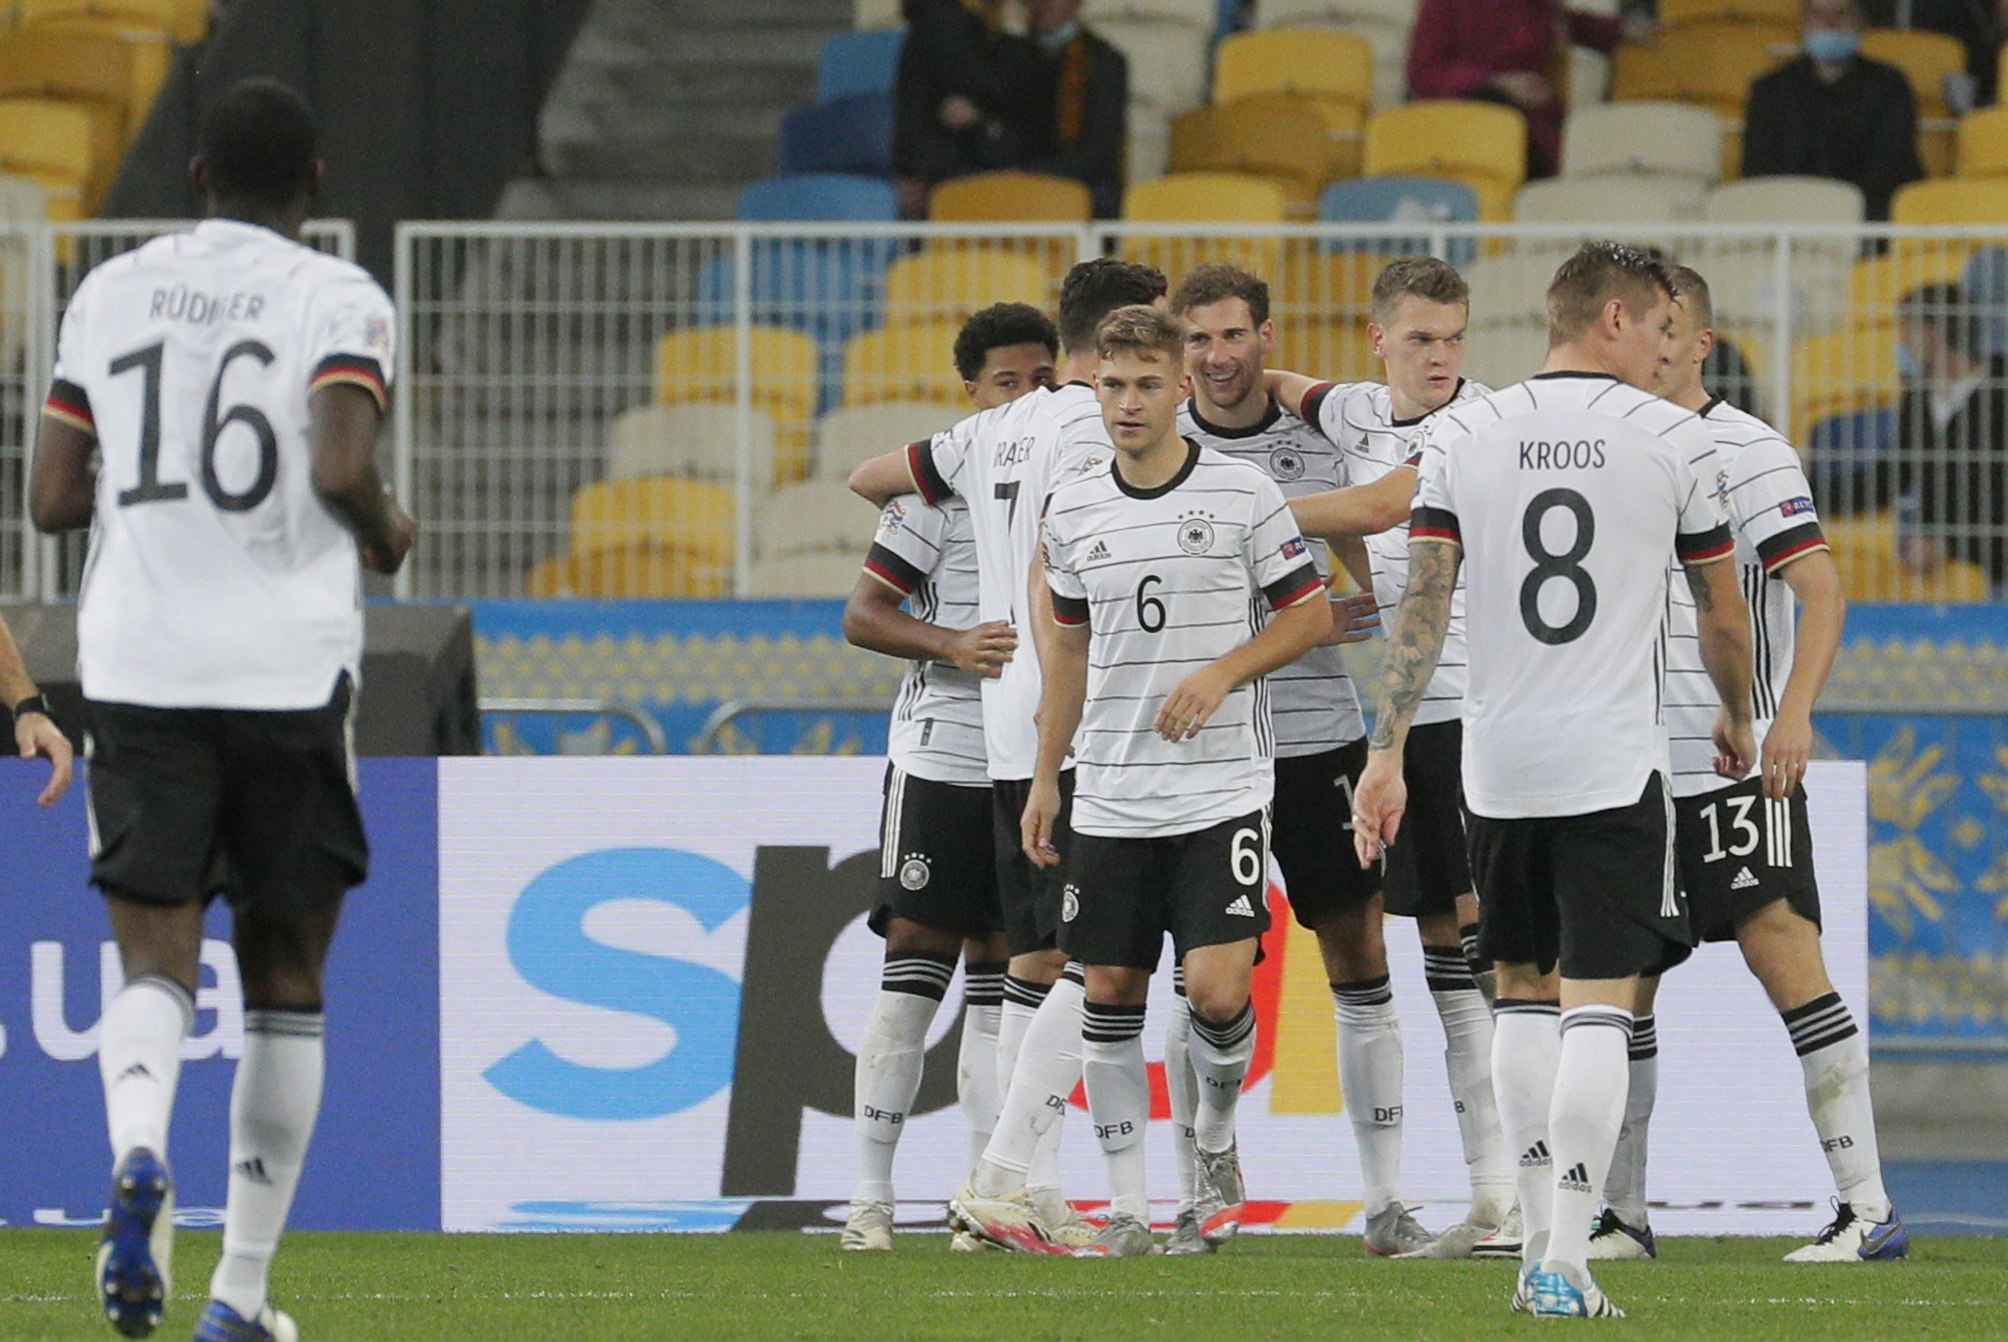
[
  {"xmin": 1370, "ymin": 256, "xmax": 1469, "ymax": 325},
  {"xmin": 1095, "ymin": 304, "xmax": 1185, "ymax": 364},
  {"xmin": 1666, "ymin": 263, "xmax": 1715, "ymax": 332}
]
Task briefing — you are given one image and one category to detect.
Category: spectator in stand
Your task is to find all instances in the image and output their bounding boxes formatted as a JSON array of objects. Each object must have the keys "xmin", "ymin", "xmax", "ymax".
[
  {"xmin": 893, "ymin": 0, "xmax": 1047, "ymax": 217},
  {"xmin": 1021, "ymin": 0, "xmax": 1127, "ymax": 218},
  {"xmin": 1742, "ymin": 0, "xmax": 1924, "ymax": 222},
  {"xmin": 1406, "ymin": 0, "xmax": 1650, "ymax": 179},
  {"xmin": 1894, "ymin": 283, "xmax": 2008, "ymax": 589}
]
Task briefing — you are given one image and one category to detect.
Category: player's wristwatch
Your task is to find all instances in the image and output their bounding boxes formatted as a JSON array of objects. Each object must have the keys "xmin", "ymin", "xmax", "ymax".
[{"xmin": 9, "ymin": 692, "xmax": 50, "ymax": 723}]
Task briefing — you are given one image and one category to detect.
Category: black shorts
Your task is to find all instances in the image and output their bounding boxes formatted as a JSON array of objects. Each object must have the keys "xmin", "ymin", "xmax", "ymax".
[
  {"xmin": 1272, "ymin": 742, "xmax": 1382, "ymax": 928},
  {"xmin": 83, "ymin": 674, "xmax": 369, "ymax": 917},
  {"xmin": 1381, "ymin": 719, "xmax": 1472, "ymax": 919},
  {"xmin": 1674, "ymin": 775, "xmax": 1820, "ymax": 944},
  {"xmin": 1466, "ymin": 772, "xmax": 1687, "ymax": 981},
  {"xmin": 1059, "ymin": 811, "xmax": 1273, "ymax": 970},
  {"xmin": 871, "ymin": 765, "xmax": 1002, "ymax": 939},
  {"xmin": 993, "ymin": 770, "xmax": 1074, "ymax": 957}
]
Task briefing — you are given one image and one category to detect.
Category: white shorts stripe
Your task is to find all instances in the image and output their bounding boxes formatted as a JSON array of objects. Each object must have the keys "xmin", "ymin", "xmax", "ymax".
[
  {"xmin": 880, "ymin": 767, "xmax": 906, "ymax": 880},
  {"xmin": 1659, "ymin": 776, "xmax": 1679, "ymax": 919}
]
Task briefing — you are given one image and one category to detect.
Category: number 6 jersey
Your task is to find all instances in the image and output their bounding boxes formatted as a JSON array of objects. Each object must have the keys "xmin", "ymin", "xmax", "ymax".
[
  {"xmin": 45, "ymin": 219, "xmax": 396, "ymax": 710},
  {"xmin": 1410, "ymin": 373, "xmax": 1732, "ymax": 820}
]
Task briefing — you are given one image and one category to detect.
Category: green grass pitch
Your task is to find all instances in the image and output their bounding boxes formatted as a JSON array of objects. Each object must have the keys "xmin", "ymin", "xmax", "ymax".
[{"xmin": 4, "ymin": 1229, "xmax": 2004, "ymax": 1341}]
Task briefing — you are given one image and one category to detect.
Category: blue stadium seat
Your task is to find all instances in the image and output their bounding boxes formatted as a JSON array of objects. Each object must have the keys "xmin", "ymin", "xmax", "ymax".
[
  {"xmin": 818, "ymin": 29, "xmax": 905, "ymax": 102},
  {"xmin": 1318, "ymin": 174, "xmax": 1480, "ymax": 263},
  {"xmin": 737, "ymin": 173, "xmax": 900, "ymax": 222},
  {"xmin": 1807, "ymin": 406, "xmax": 1897, "ymax": 510},
  {"xmin": 778, "ymin": 93, "xmax": 895, "ymax": 178}
]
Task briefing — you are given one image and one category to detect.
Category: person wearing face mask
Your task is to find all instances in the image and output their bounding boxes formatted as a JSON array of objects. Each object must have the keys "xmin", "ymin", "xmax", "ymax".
[
  {"xmin": 1893, "ymin": 282, "xmax": 2008, "ymax": 589},
  {"xmin": 1018, "ymin": 0, "xmax": 1127, "ymax": 218},
  {"xmin": 1741, "ymin": 0, "xmax": 1924, "ymax": 222}
]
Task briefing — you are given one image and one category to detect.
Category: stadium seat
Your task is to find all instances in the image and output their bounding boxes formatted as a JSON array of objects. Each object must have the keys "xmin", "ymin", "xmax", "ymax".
[
  {"xmin": 814, "ymin": 400, "xmax": 957, "ymax": 482},
  {"xmin": 1123, "ymin": 171, "xmax": 1289, "ymax": 277},
  {"xmin": 777, "ymin": 93, "xmax": 895, "ymax": 179},
  {"xmin": 759, "ymin": 479, "xmax": 882, "ymax": 558},
  {"xmin": 1820, "ymin": 509, "xmax": 1991, "ymax": 602},
  {"xmin": 1170, "ymin": 95, "xmax": 1338, "ymax": 216},
  {"xmin": 656, "ymin": 324, "xmax": 819, "ymax": 472},
  {"xmin": 1863, "ymin": 28, "xmax": 1965, "ymax": 175},
  {"xmin": 817, "ymin": 29, "xmax": 904, "ymax": 102},
  {"xmin": 1658, "ymin": 0, "xmax": 1799, "ymax": 28},
  {"xmin": 853, "ymin": 0, "xmax": 900, "ymax": 26},
  {"xmin": 1790, "ymin": 327, "xmax": 1898, "ymax": 441},
  {"xmin": 1318, "ymin": 173, "xmax": 1478, "ymax": 261},
  {"xmin": 1610, "ymin": 27, "xmax": 1785, "ymax": 121},
  {"xmin": 1463, "ymin": 324, "xmax": 1551, "ymax": 389},
  {"xmin": 843, "ymin": 319, "xmax": 970, "ymax": 407},
  {"xmin": 1363, "ymin": 100, "xmax": 1527, "ymax": 221},
  {"xmin": 1127, "ymin": 105, "xmax": 1172, "ymax": 184},
  {"xmin": 928, "ymin": 170, "xmax": 1093, "ymax": 223},
  {"xmin": 1806, "ymin": 405, "xmax": 1894, "ymax": 511},
  {"xmin": 0, "ymin": 30, "xmax": 163, "ymax": 205},
  {"xmin": 568, "ymin": 475, "xmax": 737, "ymax": 562},
  {"xmin": 1514, "ymin": 174, "xmax": 1707, "ymax": 226},
  {"xmin": 1848, "ymin": 250, "xmax": 1968, "ymax": 329},
  {"xmin": 1705, "ymin": 175, "xmax": 1864, "ymax": 225},
  {"xmin": 18, "ymin": 0, "xmax": 206, "ymax": 43},
  {"xmin": 881, "ymin": 247, "xmax": 1054, "ymax": 326},
  {"xmin": 605, "ymin": 403, "xmax": 777, "ymax": 487},
  {"xmin": 1889, "ymin": 179, "xmax": 2008, "ymax": 260},
  {"xmin": 746, "ymin": 550, "xmax": 866, "ymax": 597},
  {"xmin": 1091, "ymin": 17, "xmax": 1211, "ymax": 114},
  {"xmin": 1956, "ymin": 104, "xmax": 2008, "ymax": 179},
  {"xmin": 1258, "ymin": 0, "xmax": 1415, "ymax": 24},
  {"xmin": 693, "ymin": 242, "xmax": 888, "ymax": 347},
  {"xmin": 1083, "ymin": 0, "xmax": 1218, "ymax": 25},
  {"xmin": 1272, "ymin": 313, "xmax": 1377, "ymax": 380},
  {"xmin": 1464, "ymin": 250, "xmax": 1559, "ymax": 323},
  {"xmin": 1213, "ymin": 27, "xmax": 1375, "ymax": 118},
  {"xmin": 1560, "ymin": 101, "xmax": 1723, "ymax": 185},
  {"xmin": 526, "ymin": 541, "xmax": 732, "ymax": 599},
  {"xmin": 1287, "ymin": 248, "xmax": 1390, "ymax": 321},
  {"xmin": 738, "ymin": 173, "xmax": 899, "ymax": 222},
  {"xmin": 0, "ymin": 97, "xmax": 92, "ymax": 219}
]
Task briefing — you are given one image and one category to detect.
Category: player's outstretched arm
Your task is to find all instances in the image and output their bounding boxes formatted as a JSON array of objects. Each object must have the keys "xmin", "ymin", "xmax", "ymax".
[
  {"xmin": 842, "ymin": 569, "xmax": 1015, "ymax": 676},
  {"xmin": 1288, "ymin": 467, "xmax": 1416, "ymax": 541},
  {"xmin": 1685, "ymin": 555, "xmax": 1758, "ymax": 780},
  {"xmin": 1764, "ymin": 547, "xmax": 1845, "ymax": 799},
  {"xmin": 1353, "ymin": 536, "xmax": 1460, "ymax": 865},
  {"xmin": 1022, "ymin": 616, "xmax": 1089, "ymax": 868},
  {"xmin": 1264, "ymin": 368, "xmax": 1321, "ymax": 419},
  {"xmin": 847, "ymin": 449, "xmax": 922, "ymax": 508},
  {"xmin": 1156, "ymin": 587, "xmax": 1332, "ymax": 743},
  {"xmin": 28, "ymin": 414, "xmax": 96, "ymax": 533},
  {"xmin": 311, "ymin": 383, "xmax": 415, "ymax": 574},
  {"xmin": 0, "ymin": 617, "xmax": 71, "ymax": 805}
]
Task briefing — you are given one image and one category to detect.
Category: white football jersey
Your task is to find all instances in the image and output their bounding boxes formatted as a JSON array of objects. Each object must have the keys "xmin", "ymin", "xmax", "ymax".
[
  {"xmin": 1043, "ymin": 443, "xmax": 1324, "ymax": 838},
  {"xmin": 1411, "ymin": 373, "xmax": 1733, "ymax": 819},
  {"xmin": 864, "ymin": 494, "xmax": 990, "ymax": 787},
  {"xmin": 911, "ymin": 380, "xmax": 1111, "ymax": 780},
  {"xmin": 49, "ymin": 219, "xmax": 394, "ymax": 710},
  {"xmin": 1302, "ymin": 377, "xmax": 1491, "ymax": 727},
  {"xmin": 1177, "ymin": 395, "xmax": 1364, "ymax": 756},
  {"xmin": 1661, "ymin": 398, "xmax": 1829, "ymax": 798}
]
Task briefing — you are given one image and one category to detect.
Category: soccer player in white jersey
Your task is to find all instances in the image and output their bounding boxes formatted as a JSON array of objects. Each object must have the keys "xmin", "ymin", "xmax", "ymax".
[
  {"xmin": 849, "ymin": 259, "xmax": 1168, "ymax": 1249},
  {"xmin": 838, "ymin": 302, "xmax": 1057, "ymax": 1251},
  {"xmin": 1352, "ymin": 243, "xmax": 1757, "ymax": 1319},
  {"xmin": 29, "ymin": 81, "xmax": 415, "ymax": 1342},
  {"xmin": 0, "ymin": 616, "xmax": 73, "ymax": 806},
  {"xmin": 1260, "ymin": 259, "xmax": 1523, "ymax": 1258},
  {"xmin": 1165, "ymin": 261, "xmax": 1463, "ymax": 1257},
  {"xmin": 1023, "ymin": 304, "xmax": 1332, "ymax": 1257},
  {"xmin": 1585, "ymin": 264, "xmax": 1905, "ymax": 1265}
]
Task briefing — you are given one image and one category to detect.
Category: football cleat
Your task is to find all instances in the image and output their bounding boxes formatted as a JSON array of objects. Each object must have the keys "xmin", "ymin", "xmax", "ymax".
[
  {"xmin": 192, "ymin": 1301, "xmax": 298, "ymax": 1342},
  {"xmin": 1044, "ymin": 1208, "xmax": 1101, "ymax": 1251},
  {"xmin": 97, "ymin": 1146, "xmax": 174, "ymax": 1339},
  {"xmin": 1587, "ymin": 1207, "xmax": 1658, "ymax": 1260},
  {"xmin": 1528, "ymin": 1267, "xmax": 1625, "ymax": 1319},
  {"xmin": 1470, "ymin": 1202, "xmax": 1525, "ymax": 1258},
  {"xmin": 1783, "ymin": 1201, "xmax": 1910, "ymax": 1262},
  {"xmin": 1195, "ymin": 1143, "xmax": 1246, "ymax": 1246},
  {"xmin": 1071, "ymin": 1212, "xmax": 1154, "ymax": 1259},
  {"xmin": 1509, "ymin": 1264, "xmax": 1536, "ymax": 1314},
  {"xmin": 1401, "ymin": 1213, "xmax": 1502, "ymax": 1259},
  {"xmin": 1161, "ymin": 1208, "xmax": 1215, "ymax": 1256},
  {"xmin": 947, "ymin": 1186, "xmax": 1067, "ymax": 1255},
  {"xmin": 839, "ymin": 1200, "xmax": 893, "ymax": 1251},
  {"xmin": 1363, "ymin": 1203, "xmax": 1437, "ymax": 1257},
  {"xmin": 947, "ymin": 1230, "xmax": 998, "ymax": 1252}
]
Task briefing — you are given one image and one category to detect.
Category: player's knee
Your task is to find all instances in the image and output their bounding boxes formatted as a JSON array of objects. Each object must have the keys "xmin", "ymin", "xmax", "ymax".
[
  {"xmin": 884, "ymin": 917, "xmax": 961, "ymax": 958},
  {"xmin": 1185, "ymin": 981, "xmax": 1250, "ymax": 1025}
]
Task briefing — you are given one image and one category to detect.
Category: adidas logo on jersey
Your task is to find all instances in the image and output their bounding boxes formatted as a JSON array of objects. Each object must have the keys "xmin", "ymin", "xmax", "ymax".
[
  {"xmin": 1558, "ymin": 1162, "xmax": 1592, "ymax": 1193},
  {"xmin": 1731, "ymin": 866, "xmax": 1759, "ymax": 890},
  {"xmin": 1086, "ymin": 540, "xmax": 1112, "ymax": 563},
  {"xmin": 1224, "ymin": 894, "xmax": 1256, "ymax": 917}
]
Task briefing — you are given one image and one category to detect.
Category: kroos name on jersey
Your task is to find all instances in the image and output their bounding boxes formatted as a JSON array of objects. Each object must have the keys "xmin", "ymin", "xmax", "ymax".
[{"xmin": 1518, "ymin": 439, "xmax": 1608, "ymax": 469}]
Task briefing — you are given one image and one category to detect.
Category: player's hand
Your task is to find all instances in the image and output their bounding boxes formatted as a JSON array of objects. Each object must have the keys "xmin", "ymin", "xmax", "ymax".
[
  {"xmin": 1322, "ymin": 590, "xmax": 1380, "ymax": 646},
  {"xmin": 1351, "ymin": 748, "xmax": 1406, "ymax": 867},
  {"xmin": 1711, "ymin": 710, "xmax": 1758, "ymax": 783},
  {"xmin": 945, "ymin": 621, "xmax": 1016, "ymax": 677},
  {"xmin": 362, "ymin": 499, "xmax": 417, "ymax": 575},
  {"xmin": 939, "ymin": 95, "xmax": 981, "ymax": 131},
  {"xmin": 16, "ymin": 711, "xmax": 73, "ymax": 807},
  {"xmin": 1021, "ymin": 775, "xmax": 1063, "ymax": 868},
  {"xmin": 1156, "ymin": 666, "xmax": 1233, "ymax": 742},
  {"xmin": 1758, "ymin": 710, "xmax": 1812, "ymax": 801}
]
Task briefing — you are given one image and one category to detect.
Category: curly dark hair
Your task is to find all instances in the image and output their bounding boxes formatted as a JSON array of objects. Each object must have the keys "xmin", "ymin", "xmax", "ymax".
[{"xmin": 953, "ymin": 301, "xmax": 1059, "ymax": 381}]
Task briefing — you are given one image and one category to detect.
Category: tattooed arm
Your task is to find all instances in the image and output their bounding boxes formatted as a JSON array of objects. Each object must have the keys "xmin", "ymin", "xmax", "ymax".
[
  {"xmin": 1685, "ymin": 554, "xmax": 1757, "ymax": 781},
  {"xmin": 1351, "ymin": 536, "xmax": 1460, "ymax": 864}
]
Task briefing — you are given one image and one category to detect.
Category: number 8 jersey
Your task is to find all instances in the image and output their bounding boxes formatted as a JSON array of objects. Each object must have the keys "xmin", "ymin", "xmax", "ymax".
[
  {"xmin": 46, "ymin": 219, "xmax": 396, "ymax": 710},
  {"xmin": 1409, "ymin": 373, "xmax": 1732, "ymax": 820}
]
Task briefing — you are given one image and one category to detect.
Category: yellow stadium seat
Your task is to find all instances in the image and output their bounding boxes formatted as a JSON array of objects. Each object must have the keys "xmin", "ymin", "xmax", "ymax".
[
  {"xmin": 1862, "ymin": 28, "xmax": 1966, "ymax": 119},
  {"xmin": 605, "ymin": 403, "xmax": 776, "ymax": 486},
  {"xmin": 17, "ymin": 0, "xmax": 206, "ymax": 43},
  {"xmin": 928, "ymin": 170, "xmax": 1093, "ymax": 224},
  {"xmin": 568, "ymin": 475, "xmax": 736, "ymax": 560},
  {"xmin": 1957, "ymin": 104, "xmax": 2008, "ymax": 179},
  {"xmin": 1169, "ymin": 96, "xmax": 1337, "ymax": 217},
  {"xmin": 1272, "ymin": 313, "xmax": 1377, "ymax": 381},
  {"xmin": 1363, "ymin": 100, "xmax": 1526, "ymax": 221},
  {"xmin": 655, "ymin": 324, "xmax": 818, "ymax": 478},
  {"xmin": 1848, "ymin": 251, "xmax": 1968, "ymax": 329},
  {"xmin": 1611, "ymin": 28, "xmax": 1786, "ymax": 121},
  {"xmin": 0, "ymin": 31, "xmax": 160, "ymax": 210},
  {"xmin": 882, "ymin": 248, "xmax": 1055, "ymax": 326},
  {"xmin": 843, "ymin": 319, "xmax": 968, "ymax": 407},
  {"xmin": 1280, "ymin": 248, "xmax": 1387, "ymax": 323},
  {"xmin": 526, "ymin": 541, "xmax": 732, "ymax": 599},
  {"xmin": 0, "ymin": 97, "xmax": 91, "ymax": 219},
  {"xmin": 1889, "ymin": 179, "xmax": 2008, "ymax": 264},
  {"xmin": 1822, "ymin": 510, "xmax": 1992, "ymax": 602},
  {"xmin": 1212, "ymin": 27, "xmax": 1374, "ymax": 117},
  {"xmin": 1789, "ymin": 328, "xmax": 1897, "ymax": 441},
  {"xmin": 1122, "ymin": 172, "xmax": 1289, "ymax": 278},
  {"xmin": 1659, "ymin": 0, "xmax": 1799, "ymax": 27}
]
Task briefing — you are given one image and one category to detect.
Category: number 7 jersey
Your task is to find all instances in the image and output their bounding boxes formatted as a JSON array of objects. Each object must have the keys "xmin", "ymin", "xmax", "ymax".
[
  {"xmin": 45, "ymin": 219, "xmax": 395, "ymax": 710},
  {"xmin": 1410, "ymin": 373, "xmax": 1732, "ymax": 820}
]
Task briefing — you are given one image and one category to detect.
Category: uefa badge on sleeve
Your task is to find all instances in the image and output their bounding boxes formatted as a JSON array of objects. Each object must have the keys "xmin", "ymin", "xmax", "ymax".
[{"xmin": 899, "ymin": 854, "xmax": 931, "ymax": 890}]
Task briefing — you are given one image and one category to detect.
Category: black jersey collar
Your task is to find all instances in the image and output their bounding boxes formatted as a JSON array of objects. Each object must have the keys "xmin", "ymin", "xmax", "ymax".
[
  {"xmin": 1698, "ymin": 394, "xmax": 1725, "ymax": 418},
  {"xmin": 1184, "ymin": 394, "xmax": 1282, "ymax": 439},
  {"xmin": 1529, "ymin": 370, "xmax": 1621, "ymax": 383},
  {"xmin": 1390, "ymin": 378, "xmax": 1465, "ymax": 428},
  {"xmin": 1113, "ymin": 438, "xmax": 1200, "ymax": 499}
]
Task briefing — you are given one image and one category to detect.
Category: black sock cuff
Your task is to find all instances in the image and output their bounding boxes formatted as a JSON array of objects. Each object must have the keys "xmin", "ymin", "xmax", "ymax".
[
  {"xmin": 1082, "ymin": 1000, "xmax": 1147, "ymax": 1044},
  {"xmin": 244, "ymin": 1008, "xmax": 326, "ymax": 1038},
  {"xmin": 1061, "ymin": 960, "xmax": 1086, "ymax": 987},
  {"xmin": 1330, "ymin": 974, "xmax": 1393, "ymax": 1007},
  {"xmin": 1561, "ymin": 1004, "xmax": 1634, "ymax": 1040},
  {"xmin": 1495, "ymin": 997, "xmax": 1560, "ymax": 1017},
  {"xmin": 1422, "ymin": 946, "xmax": 1478, "ymax": 992},
  {"xmin": 1003, "ymin": 974, "xmax": 1052, "ymax": 1009},
  {"xmin": 1189, "ymin": 1000, "xmax": 1254, "ymax": 1048},
  {"xmin": 962, "ymin": 960, "xmax": 1008, "ymax": 1007},
  {"xmin": 883, "ymin": 951, "xmax": 958, "ymax": 1000},
  {"xmin": 1782, "ymin": 991, "xmax": 1857, "ymax": 1056},
  {"xmin": 1628, "ymin": 1014, "xmax": 1658, "ymax": 1061},
  {"xmin": 1171, "ymin": 963, "xmax": 1187, "ymax": 996}
]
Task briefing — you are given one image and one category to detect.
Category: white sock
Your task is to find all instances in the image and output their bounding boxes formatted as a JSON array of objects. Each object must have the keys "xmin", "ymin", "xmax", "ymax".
[
  {"xmin": 1165, "ymin": 968, "xmax": 1198, "ymax": 1213},
  {"xmin": 1081, "ymin": 1000, "xmax": 1150, "ymax": 1222},
  {"xmin": 997, "ymin": 974, "xmax": 1044, "ymax": 1099},
  {"xmin": 99, "ymin": 973, "xmax": 193, "ymax": 1165},
  {"xmin": 1541, "ymin": 1005, "xmax": 1633, "ymax": 1284},
  {"xmin": 1423, "ymin": 946, "xmax": 1513, "ymax": 1219},
  {"xmin": 1603, "ymin": 1014, "xmax": 1658, "ymax": 1228},
  {"xmin": 1332, "ymin": 976, "xmax": 1405, "ymax": 1215},
  {"xmin": 957, "ymin": 963, "xmax": 1006, "ymax": 1175},
  {"xmin": 1186, "ymin": 1000, "xmax": 1255, "ymax": 1154},
  {"xmin": 852, "ymin": 954, "xmax": 953, "ymax": 1205},
  {"xmin": 1492, "ymin": 999, "xmax": 1561, "ymax": 1265},
  {"xmin": 1784, "ymin": 992, "xmax": 1890, "ymax": 1220},
  {"xmin": 208, "ymin": 1010, "xmax": 325, "ymax": 1321},
  {"xmin": 974, "ymin": 971, "xmax": 1083, "ymax": 1199}
]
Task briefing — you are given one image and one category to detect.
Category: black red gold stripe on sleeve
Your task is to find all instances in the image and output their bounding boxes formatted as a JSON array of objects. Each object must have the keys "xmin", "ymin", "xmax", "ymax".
[
  {"xmin": 1051, "ymin": 590, "xmax": 1090, "ymax": 626},
  {"xmin": 1676, "ymin": 522, "xmax": 1736, "ymax": 564},
  {"xmin": 1264, "ymin": 563, "xmax": 1324, "ymax": 611},
  {"xmin": 863, "ymin": 542, "xmax": 927, "ymax": 595},
  {"xmin": 907, "ymin": 439, "xmax": 951, "ymax": 506},
  {"xmin": 1299, "ymin": 380, "xmax": 1339, "ymax": 428},
  {"xmin": 42, "ymin": 378, "xmax": 92, "ymax": 431},
  {"xmin": 310, "ymin": 354, "xmax": 387, "ymax": 410},
  {"xmin": 1756, "ymin": 521, "xmax": 1829, "ymax": 572},
  {"xmin": 1410, "ymin": 505, "xmax": 1460, "ymax": 542}
]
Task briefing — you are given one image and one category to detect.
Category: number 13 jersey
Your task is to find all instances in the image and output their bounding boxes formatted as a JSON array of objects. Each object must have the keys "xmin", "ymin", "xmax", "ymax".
[
  {"xmin": 47, "ymin": 218, "xmax": 396, "ymax": 710},
  {"xmin": 1410, "ymin": 373, "xmax": 1732, "ymax": 820}
]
